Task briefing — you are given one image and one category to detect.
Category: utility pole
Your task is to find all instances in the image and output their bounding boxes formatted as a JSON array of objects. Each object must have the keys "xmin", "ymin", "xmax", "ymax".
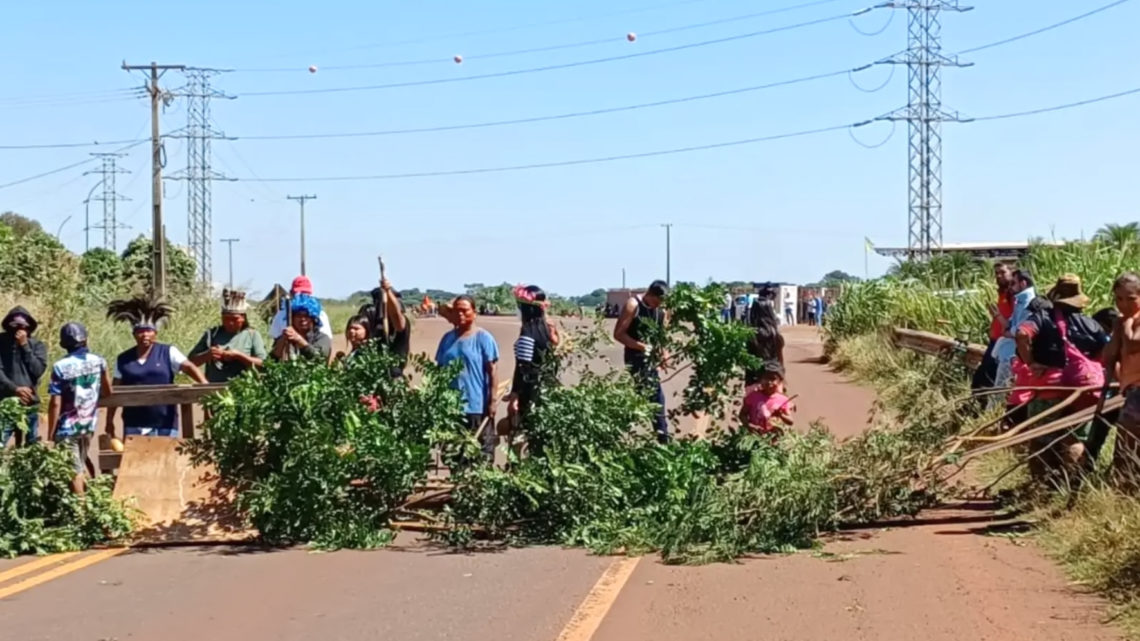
[
  {"xmin": 122, "ymin": 61, "xmax": 185, "ymax": 298},
  {"xmin": 287, "ymin": 195, "xmax": 316, "ymax": 276},
  {"xmin": 622, "ymin": 267, "xmax": 626, "ymax": 289},
  {"xmin": 661, "ymin": 224, "xmax": 673, "ymax": 286},
  {"xmin": 169, "ymin": 68, "xmax": 235, "ymax": 286},
  {"xmin": 84, "ymin": 152, "xmax": 130, "ymax": 252},
  {"xmin": 876, "ymin": 1, "xmax": 972, "ymax": 259},
  {"xmin": 220, "ymin": 237, "xmax": 239, "ymax": 288}
]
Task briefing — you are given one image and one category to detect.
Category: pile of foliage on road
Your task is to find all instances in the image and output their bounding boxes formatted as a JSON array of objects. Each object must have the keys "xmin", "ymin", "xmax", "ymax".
[
  {"xmin": 193, "ymin": 283, "xmax": 973, "ymax": 563},
  {"xmin": 0, "ymin": 400, "xmax": 135, "ymax": 557}
]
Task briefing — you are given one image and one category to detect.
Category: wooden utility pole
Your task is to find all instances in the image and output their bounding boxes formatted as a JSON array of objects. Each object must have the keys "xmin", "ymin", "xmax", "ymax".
[
  {"xmin": 287, "ymin": 195, "xmax": 317, "ymax": 276},
  {"xmin": 122, "ymin": 61, "xmax": 185, "ymax": 297}
]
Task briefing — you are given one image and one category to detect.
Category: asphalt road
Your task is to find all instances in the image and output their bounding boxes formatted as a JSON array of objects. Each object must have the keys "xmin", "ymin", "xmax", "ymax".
[{"xmin": 0, "ymin": 323, "xmax": 1119, "ymax": 641}]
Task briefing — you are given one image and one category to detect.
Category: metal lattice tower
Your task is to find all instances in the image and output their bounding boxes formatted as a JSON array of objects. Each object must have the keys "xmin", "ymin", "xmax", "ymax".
[
  {"xmin": 877, "ymin": 1, "xmax": 972, "ymax": 258},
  {"xmin": 84, "ymin": 153, "xmax": 130, "ymax": 251},
  {"xmin": 170, "ymin": 68, "xmax": 234, "ymax": 284}
]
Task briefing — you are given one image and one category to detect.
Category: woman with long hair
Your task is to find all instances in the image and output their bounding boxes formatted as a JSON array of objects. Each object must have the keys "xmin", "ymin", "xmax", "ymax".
[
  {"xmin": 745, "ymin": 299, "xmax": 785, "ymax": 386},
  {"xmin": 334, "ymin": 315, "xmax": 371, "ymax": 363},
  {"xmin": 436, "ymin": 295, "xmax": 500, "ymax": 461},
  {"xmin": 505, "ymin": 285, "xmax": 560, "ymax": 446}
]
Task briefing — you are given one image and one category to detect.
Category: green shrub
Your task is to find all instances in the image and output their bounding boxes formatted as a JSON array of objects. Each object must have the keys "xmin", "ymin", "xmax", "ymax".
[{"xmin": 0, "ymin": 445, "xmax": 134, "ymax": 557}]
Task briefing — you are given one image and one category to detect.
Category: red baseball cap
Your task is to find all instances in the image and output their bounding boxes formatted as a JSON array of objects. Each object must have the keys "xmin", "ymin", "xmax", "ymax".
[{"xmin": 291, "ymin": 275, "xmax": 314, "ymax": 295}]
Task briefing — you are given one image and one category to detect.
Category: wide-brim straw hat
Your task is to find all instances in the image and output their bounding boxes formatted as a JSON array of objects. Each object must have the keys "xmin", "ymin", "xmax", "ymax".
[{"xmin": 1047, "ymin": 273, "xmax": 1091, "ymax": 309}]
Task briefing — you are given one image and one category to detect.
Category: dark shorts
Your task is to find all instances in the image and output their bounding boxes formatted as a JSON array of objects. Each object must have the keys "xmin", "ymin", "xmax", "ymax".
[{"xmin": 1120, "ymin": 388, "xmax": 1140, "ymax": 432}]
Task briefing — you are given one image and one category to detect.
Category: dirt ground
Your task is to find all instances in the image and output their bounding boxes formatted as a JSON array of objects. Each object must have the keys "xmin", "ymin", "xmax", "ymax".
[{"xmin": 0, "ymin": 322, "xmax": 1120, "ymax": 641}]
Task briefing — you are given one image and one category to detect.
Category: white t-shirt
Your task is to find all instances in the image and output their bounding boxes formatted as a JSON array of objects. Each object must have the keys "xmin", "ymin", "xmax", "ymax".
[
  {"xmin": 113, "ymin": 346, "xmax": 187, "ymax": 379},
  {"xmin": 269, "ymin": 308, "xmax": 334, "ymax": 340}
]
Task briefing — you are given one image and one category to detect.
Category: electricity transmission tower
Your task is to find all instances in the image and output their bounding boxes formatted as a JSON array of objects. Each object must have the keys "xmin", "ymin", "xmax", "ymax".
[
  {"xmin": 170, "ymin": 67, "xmax": 234, "ymax": 285},
  {"xmin": 877, "ymin": 1, "xmax": 972, "ymax": 258},
  {"xmin": 84, "ymin": 153, "xmax": 130, "ymax": 252}
]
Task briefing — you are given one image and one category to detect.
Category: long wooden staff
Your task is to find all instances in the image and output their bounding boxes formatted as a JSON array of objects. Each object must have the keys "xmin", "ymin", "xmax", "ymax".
[{"xmin": 378, "ymin": 256, "xmax": 391, "ymax": 340}]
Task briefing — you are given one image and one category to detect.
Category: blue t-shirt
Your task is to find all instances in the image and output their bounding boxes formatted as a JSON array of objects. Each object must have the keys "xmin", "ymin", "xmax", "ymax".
[{"xmin": 435, "ymin": 328, "xmax": 500, "ymax": 415}]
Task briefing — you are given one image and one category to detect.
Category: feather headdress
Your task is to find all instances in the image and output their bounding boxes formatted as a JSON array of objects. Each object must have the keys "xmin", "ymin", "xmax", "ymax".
[{"xmin": 106, "ymin": 293, "xmax": 175, "ymax": 331}]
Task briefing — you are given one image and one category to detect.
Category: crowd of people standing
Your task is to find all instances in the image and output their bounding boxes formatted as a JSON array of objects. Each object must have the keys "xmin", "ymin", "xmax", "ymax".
[
  {"xmin": 1, "ymin": 271, "xmax": 808, "ymax": 493},
  {"xmin": 973, "ymin": 263, "xmax": 1140, "ymax": 480}
]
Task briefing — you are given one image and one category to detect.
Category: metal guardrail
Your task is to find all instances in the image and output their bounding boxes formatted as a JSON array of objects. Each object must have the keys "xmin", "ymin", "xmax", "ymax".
[{"xmin": 890, "ymin": 327, "xmax": 986, "ymax": 371}]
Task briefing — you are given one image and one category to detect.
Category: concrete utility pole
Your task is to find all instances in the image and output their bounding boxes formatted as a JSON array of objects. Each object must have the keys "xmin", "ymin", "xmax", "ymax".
[
  {"xmin": 622, "ymin": 267, "xmax": 626, "ymax": 289},
  {"xmin": 661, "ymin": 223, "xmax": 673, "ymax": 286},
  {"xmin": 122, "ymin": 61, "xmax": 185, "ymax": 297},
  {"xmin": 220, "ymin": 238, "xmax": 240, "ymax": 288},
  {"xmin": 287, "ymin": 195, "xmax": 316, "ymax": 276}
]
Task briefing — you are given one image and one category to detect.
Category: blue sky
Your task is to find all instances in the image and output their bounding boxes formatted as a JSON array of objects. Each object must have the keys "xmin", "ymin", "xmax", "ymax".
[{"xmin": 2, "ymin": 0, "xmax": 1138, "ymax": 298}]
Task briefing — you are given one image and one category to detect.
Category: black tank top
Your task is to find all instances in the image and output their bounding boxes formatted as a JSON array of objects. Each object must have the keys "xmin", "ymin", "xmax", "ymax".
[{"xmin": 624, "ymin": 297, "xmax": 663, "ymax": 366}]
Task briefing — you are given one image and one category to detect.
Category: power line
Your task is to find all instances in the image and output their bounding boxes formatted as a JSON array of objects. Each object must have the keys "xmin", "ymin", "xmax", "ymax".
[
  {"xmin": 8, "ymin": 2, "xmax": 1127, "ymax": 151},
  {"xmin": 238, "ymin": 0, "xmax": 851, "ymax": 72},
  {"xmin": 241, "ymin": 7, "xmax": 877, "ymax": 97},
  {"xmin": 956, "ymin": 0, "xmax": 1133, "ymax": 55},
  {"xmin": 238, "ymin": 66, "xmax": 862, "ymax": 140},
  {"xmin": 238, "ymin": 122, "xmax": 859, "ymax": 182},
  {"xmin": 252, "ymin": 0, "xmax": 743, "ymax": 60},
  {"xmin": 232, "ymin": 84, "xmax": 1140, "ymax": 184},
  {"xmin": 0, "ymin": 137, "xmax": 151, "ymax": 151},
  {"xmin": 967, "ymin": 85, "xmax": 1140, "ymax": 122},
  {"xmin": 0, "ymin": 155, "xmax": 114, "ymax": 190}
]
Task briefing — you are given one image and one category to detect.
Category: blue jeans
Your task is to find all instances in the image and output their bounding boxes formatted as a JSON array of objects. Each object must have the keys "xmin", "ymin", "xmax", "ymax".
[{"xmin": 2, "ymin": 408, "xmax": 39, "ymax": 446}]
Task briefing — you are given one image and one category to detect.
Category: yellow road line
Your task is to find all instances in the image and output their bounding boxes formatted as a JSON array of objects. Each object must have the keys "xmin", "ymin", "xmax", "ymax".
[
  {"xmin": 556, "ymin": 556, "xmax": 641, "ymax": 641},
  {"xmin": 0, "ymin": 552, "xmax": 81, "ymax": 585},
  {"xmin": 0, "ymin": 548, "xmax": 127, "ymax": 600}
]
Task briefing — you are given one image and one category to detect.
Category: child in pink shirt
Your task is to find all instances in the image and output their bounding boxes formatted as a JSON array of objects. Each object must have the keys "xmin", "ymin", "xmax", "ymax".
[{"xmin": 740, "ymin": 362, "xmax": 795, "ymax": 436}]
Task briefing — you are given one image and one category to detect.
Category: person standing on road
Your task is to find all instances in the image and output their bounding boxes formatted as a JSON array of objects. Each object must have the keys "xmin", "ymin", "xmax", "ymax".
[
  {"xmin": 812, "ymin": 293, "xmax": 824, "ymax": 328},
  {"xmin": 188, "ymin": 289, "xmax": 267, "ymax": 383},
  {"xmin": 722, "ymin": 291, "xmax": 733, "ymax": 323},
  {"xmin": 271, "ymin": 296, "xmax": 333, "ymax": 363},
  {"xmin": 0, "ymin": 306, "xmax": 47, "ymax": 446},
  {"xmin": 270, "ymin": 276, "xmax": 334, "ymax": 342},
  {"xmin": 783, "ymin": 291, "xmax": 795, "ymax": 326},
  {"xmin": 106, "ymin": 294, "xmax": 209, "ymax": 438},
  {"xmin": 614, "ymin": 280, "xmax": 670, "ymax": 443},
  {"xmin": 744, "ymin": 301, "xmax": 786, "ymax": 386},
  {"xmin": 436, "ymin": 295, "xmax": 501, "ymax": 461},
  {"xmin": 739, "ymin": 361, "xmax": 795, "ymax": 438},
  {"xmin": 1013, "ymin": 274, "xmax": 1106, "ymax": 477},
  {"xmin": 357, "ymin": 276, "xmax": 410, "ymax": 377},
  {"xmin": 992, "ymin": 270, "xmax": 1038, "ymax": 393},
  {"xmin": 47, "ymin": 323, "xmax": 113, "ymax": 494},
  {"xmin": 506, "ymin": 285, "xmax": 560, "ymax": 451},
  {"xmin": 1100, "ymin": 273, "xmax": 1140, "ymax": 480},
  {"xmin": 973, "ymin": 262, "xmax": 1017, "ymax": 392}
]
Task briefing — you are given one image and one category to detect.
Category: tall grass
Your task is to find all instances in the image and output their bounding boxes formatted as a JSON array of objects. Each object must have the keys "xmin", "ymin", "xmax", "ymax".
[
  {"xmin": 0, "ymin": 291, "xmax": 258, "ymax": 394},
  {"xmin": 826, "ymin": 241, "xmax": 1137, "ymax": 347}
]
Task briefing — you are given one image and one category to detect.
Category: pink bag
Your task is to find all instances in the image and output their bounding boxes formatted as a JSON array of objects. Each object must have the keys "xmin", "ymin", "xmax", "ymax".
[{"xmin": 1008, "ymin": 309, "xmax": 1102, "ymax": 405}]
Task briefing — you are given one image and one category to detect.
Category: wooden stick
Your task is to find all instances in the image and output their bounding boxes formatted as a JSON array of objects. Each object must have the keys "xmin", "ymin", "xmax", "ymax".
[{"xmin": 378, "ymin": 256, "xmax": 391, "ymax": 340}]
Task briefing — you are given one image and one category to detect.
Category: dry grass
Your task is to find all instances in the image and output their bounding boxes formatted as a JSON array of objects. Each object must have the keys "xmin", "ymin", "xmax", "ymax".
[{"xmin": 1038, "ymin": 487, "xmax": 1140, "ymax": 637}]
